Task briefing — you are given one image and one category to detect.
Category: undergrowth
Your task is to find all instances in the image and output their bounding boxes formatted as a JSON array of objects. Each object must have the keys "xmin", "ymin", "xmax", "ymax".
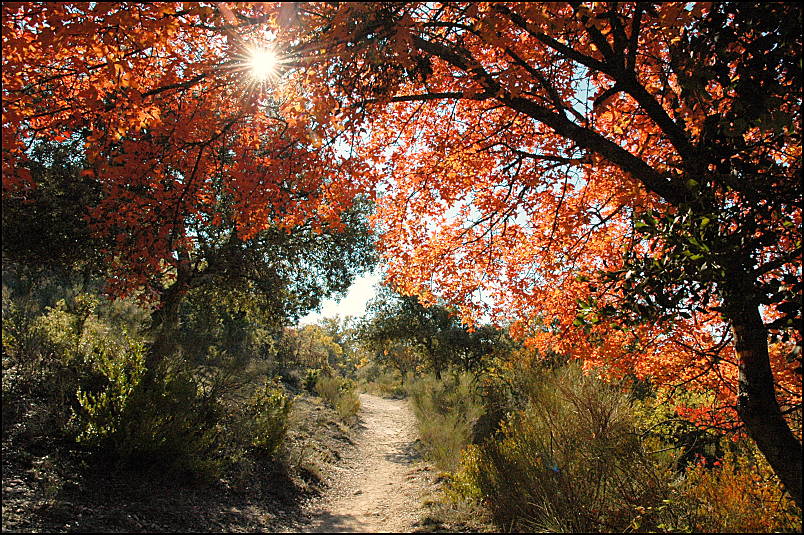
[
  {"xmin": 407, "ymin": 360, "xmax": 802, "ymax": 533},
  {"xmin": 406, "ymin": 371, "xmax": 483, "ymax": 472},
  {"xmin": 314, "ymin": 373, "xmax": 361, "ymax": 422}
]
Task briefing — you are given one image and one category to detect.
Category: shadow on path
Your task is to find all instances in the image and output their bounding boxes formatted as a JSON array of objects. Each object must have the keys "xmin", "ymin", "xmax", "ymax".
[{"xmin": 384, "ymin": 438, "xmax": 422, "ymax": 464}]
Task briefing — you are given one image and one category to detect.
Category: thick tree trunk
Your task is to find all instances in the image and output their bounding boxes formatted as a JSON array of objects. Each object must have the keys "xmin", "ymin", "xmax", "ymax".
[
  {"xmin": 147, "ymin": 248, "xmax": 197, "ymax": 371},
  {"xmin": 724, "ymin": 286, "xmax": 802, "ymax": 509},
  {"xmin": 147, "ymin": 282, "xmax": 184, "ymax": 371}
]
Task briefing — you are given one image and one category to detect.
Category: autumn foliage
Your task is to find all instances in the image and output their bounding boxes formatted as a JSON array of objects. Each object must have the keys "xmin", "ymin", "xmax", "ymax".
[
  {"xmin": 3, "ymin": 2, "xmax": 801, "ymax": 505},
  {"xmin": 276, "ymin": 1, "xmax": 802, "ymax": 503},
  {"xmin": 2, "ymin": 2, "xmax": 371, "ymax": 300}
]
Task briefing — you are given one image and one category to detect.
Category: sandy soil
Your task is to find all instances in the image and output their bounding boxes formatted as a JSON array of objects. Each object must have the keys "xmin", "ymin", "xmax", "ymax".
[{"xmin": 297, "ymin": 393, "xmax": 435, "ymax": 533}]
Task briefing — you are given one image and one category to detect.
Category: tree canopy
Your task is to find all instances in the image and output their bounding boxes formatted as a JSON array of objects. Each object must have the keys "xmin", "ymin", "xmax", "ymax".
[
  {"xmin": 360, "ymin": 287, "xmax": 500, "ymax": 377},
  {"xmin": 2, "ymin": 1, "xmax": 800, "ymax": 505},
  {"xmin": 277, "ymin": 1, "xmax": 802, "ymax": 504},
  {"xmin": 2, "ymin": 2, "xmax": 373, "ymax": 299}
]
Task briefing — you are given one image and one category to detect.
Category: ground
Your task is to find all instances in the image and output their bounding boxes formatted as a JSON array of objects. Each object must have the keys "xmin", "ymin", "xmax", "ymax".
[
  {"xmin": 296, "ymin": 393, "xmax": 438, "ymax": 533},
  {"xmin": 2, "ymin": 389, "xmax": 490, "ymax": 533}
]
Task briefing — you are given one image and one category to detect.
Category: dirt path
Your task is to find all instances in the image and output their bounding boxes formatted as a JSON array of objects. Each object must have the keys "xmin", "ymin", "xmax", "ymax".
[{"xmin": 299, "ymin": 393, "xmax": 435, "ymax": 533}]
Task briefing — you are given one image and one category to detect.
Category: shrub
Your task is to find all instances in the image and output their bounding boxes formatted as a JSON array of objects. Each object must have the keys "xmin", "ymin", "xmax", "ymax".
[
  {"xmin": 359, "ymin": 367, "xmax": 406, "ymax": 398},
  {"xmin": 246, "ymin": 378, "xmax": 293, "ymax": 457},
  {"xmin": 74, "ymin": 335, "xmax": 147, "ymax": 447},
  {"xmin": 631, "ymin": 391, "xmax": 726, "ymax": 472},
  {"xmin": 335, "ymin": 388, "xmax": 361, "ymax": 421},
  {"xmin": 2, "ymin": 294, "xmax": 101, "ymax": 442},
  {"xmin": 473, "ymin": 355, "xmax": 557, "ymax": 442},
  {"xmin": 315, "ymin": 374, "xmax": 361, "ymax": 422},
  {"xmin": 407, "ymin": 371, "xmax": 484, "ymax": 472},
  {"xmin": 75, "ymin": 348, "xmax": 224, "ymax": 477},
  {"xmin": 303, "ymin": 367, "xmax": 322, "ymax": 392},
  {"xmin": 314, "ymin": 373, "xmax": 340, "ymax": 404},
  {"xmin": 660, "ymin": 442, "xmax": 802, "ymax": 532},
  {"xmin": 454, "ymin": 364, "xmax": 671, "ymax": 532},
  {"xmin": 2, "ymin": 293, "xmax": 47, "ymax": 365}
]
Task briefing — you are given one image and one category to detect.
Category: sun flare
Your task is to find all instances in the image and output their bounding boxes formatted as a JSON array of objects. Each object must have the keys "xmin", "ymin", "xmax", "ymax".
[{"xmin": 247, "ymin": 47, "xmax": 278, "ymax": 80}]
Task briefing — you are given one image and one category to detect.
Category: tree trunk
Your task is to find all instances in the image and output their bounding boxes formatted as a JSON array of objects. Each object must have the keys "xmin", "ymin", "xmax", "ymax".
[
  {"xmin": 147, "ymin": 248, "xmax": 196, "ymax": 371},
  {"xmin": 724, "ymin": 285, "xmax": 802, "ymax": 509},
  {"xmin": 147, "ymin": 281, "xmax": 184, "ymax": 371}
]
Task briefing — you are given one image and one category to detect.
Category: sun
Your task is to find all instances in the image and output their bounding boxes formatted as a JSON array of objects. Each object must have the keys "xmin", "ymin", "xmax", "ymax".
[
  {"xmin": 247, "ymin": 47, "xmax": 278, "ymax": 81},
  {"xmin": 232, "ymin": 40, "xmax": 285, "ymax": 94}
]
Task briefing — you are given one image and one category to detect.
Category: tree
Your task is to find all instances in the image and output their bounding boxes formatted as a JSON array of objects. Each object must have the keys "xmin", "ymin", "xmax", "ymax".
[
  {"xmin": 277, "ymin": 323, "xmax": 344, "ymax": 373},
  {"xmin": 3, "ymin": 2, "xmax": 800, "ymax": 505},
  {"xmin": 2, "ymin": 2, "xmax": 373, "ymax": 301},
  {"xmin": 360, "ymin": 288, "xmax": 499, "ymax": 378},
  {"xmin": 2, "ymin": 3, "xmax": 375, "ymax": 368},
  {"xmin": 170, "ymin": 200, "xmax": 374, "ymax": 372},
  {"xmin": 145, "ymin": 190, "xmax": 376, "ymax": 367},
  {"xmin": 2, "ymin": 138, "xmax": 107, "ymax": 276},
  {"xmin": 276, "ymin": 2, "xmax": 801, "ymax": 504}
]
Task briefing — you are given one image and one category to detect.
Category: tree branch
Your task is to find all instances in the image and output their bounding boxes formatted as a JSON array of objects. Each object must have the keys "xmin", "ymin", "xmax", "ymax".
[{"xmin": 359, "ymin": 90, "xmax": 491, "ymax": 106}]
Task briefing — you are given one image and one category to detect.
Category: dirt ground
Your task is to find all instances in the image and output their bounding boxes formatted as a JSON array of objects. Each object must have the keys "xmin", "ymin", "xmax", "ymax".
[
  {"xmin": 294, "ymin": 393, "xmax": 438, "ymax": 533},
  {"xmin": 2, "ymin": 391, "xmax": 480, "ymax": 533},
  {"xmin": 1, "ymin": 393, "xmax": 346, "ymax": 533}
]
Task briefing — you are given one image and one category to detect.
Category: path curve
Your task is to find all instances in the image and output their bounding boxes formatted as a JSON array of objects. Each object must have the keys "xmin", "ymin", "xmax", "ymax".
[{"xmin": 301, "ymin": 393, "xmax": 433, "ymax": 533}]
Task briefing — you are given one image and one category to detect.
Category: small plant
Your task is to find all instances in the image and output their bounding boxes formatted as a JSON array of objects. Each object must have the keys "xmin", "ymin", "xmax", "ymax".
[
  {"xmin": 75, "ymin": 345, "xmax": 224, "ymax": 477},
  {"xmin": 357, "ymin": 363, "xmax": 407, "ymax": 398},
  {"xmin": 2, "ymin": 293, "xmax": 103, "ymax": 442},
  {"xmin": 335, "ymin": 389, "xmax": 361, "ymax": 421},
  {"xmin": 453, "ymin": 363, "xmax": 671, "ymax": 532},
  {"xmin": 660, "ymin": 443, "xmax": 802, "ymax": 532},
  {"xmin": 74, "ymin": 335, "xmax": 147, "ymax": 447},
  {"xmin": 247, "ymin": 378, "xmax": 293, "ymax": 457},
  {"xmin": 315, "ymin": 374, "xmax": 361, "ymax": 421},
  {"xmin": 407, "ymin": 371, "xmax": 484, "ymax": 472},
  {"xmin": 370, "ymin": 370, "xmax": 407, "ymax": 398},
  {"xmin": 303, "ymin": 367, "xmax": 322, "ymax": 392}
]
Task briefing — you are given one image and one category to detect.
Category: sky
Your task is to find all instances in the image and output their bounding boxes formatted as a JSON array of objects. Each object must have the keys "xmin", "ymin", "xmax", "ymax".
[{"xmin": 298, "ymin": 269, "xmax": 382, "ymax": 325}]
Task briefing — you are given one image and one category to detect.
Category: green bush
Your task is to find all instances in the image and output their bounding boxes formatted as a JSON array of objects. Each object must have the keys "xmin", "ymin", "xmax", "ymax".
[
  {"xmin": 454, "ymin": 364, "xmax": 671, "ymax": 532},
  {"xmin": 2, "ymin": 288, "xmax": 226, "ymax": 477},
  {"xmin": 303, "ymin": 367, "xmax": 322, "ymax": 392},
  {"xmin": 473, "ymin": 355, "xmax": 556, "ymax": 442},
  {"xmin": 407, "ymin": 371, "xmax": 484, "ymax": 472},
  {"xmin": 246, "ymin": 378, "xmax": 293, "ymax": 457},
  {"xmin": 74, "ymin": 335, "xmax": 147, "ymax": 446},
  {"xmin": 2, "ymin": 293, "xmax": 47, "ymax": 365},
  {"xmin": 360, "ymin": 367, "xmax": 407, "ymax": 398},
  {"xmin": 75, "ymin": 348, "xmax": 224, "ymax": 477},
  {"xmin": 2, "ymin": 294, "xmax": 102, "ymax": 442},
  {"xmin": 314, "ymin": 373, "xmax": 340, "ymax": 404},
  {"xmin": 631, "ymin": 392, "xmax": 726, "ymax": 472},
  {"xmin": 315, "ymin": 374, "xmax": 361, "ymax": 421}
]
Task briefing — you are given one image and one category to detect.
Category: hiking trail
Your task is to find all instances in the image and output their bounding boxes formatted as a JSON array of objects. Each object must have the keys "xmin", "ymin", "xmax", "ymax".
[{"xmin": 298, "ymin": 393, "xmax": 435, "ymax": 533}]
